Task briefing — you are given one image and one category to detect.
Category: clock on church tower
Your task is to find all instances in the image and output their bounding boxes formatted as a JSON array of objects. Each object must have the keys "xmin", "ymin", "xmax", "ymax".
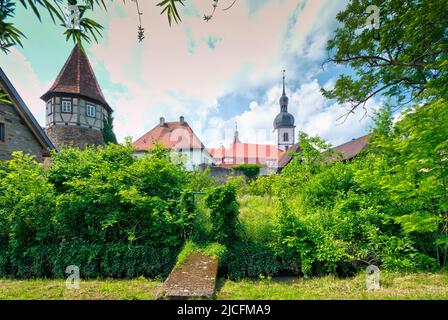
[{"xmin": 274, "ymin": 70, "xmax": 295, "ymax": 151}]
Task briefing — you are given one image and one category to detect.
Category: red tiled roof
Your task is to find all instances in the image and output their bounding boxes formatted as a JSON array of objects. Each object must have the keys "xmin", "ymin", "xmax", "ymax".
[
  {"xmin": 40, "ymin": 44, "xmax": 111, "ymax": 112},
  {"xmin": 209, "ymin": 142, "xmax": 283, "ymax": 166},
  {"xmin": 326, "ymin": 135, "xmax": 371, "ymax": 162},
  {"xmin": 133, "ymin": 121, "xmax": 207, "ymax": 151},
  {"xmin": 277, "ymin": 135, "xmax": 371, "ymax": 170}
]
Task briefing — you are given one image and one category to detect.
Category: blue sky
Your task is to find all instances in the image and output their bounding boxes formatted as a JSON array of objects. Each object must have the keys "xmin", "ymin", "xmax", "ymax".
[{"xmin": 0, "ymin": 0, "xmax": 381, "ymax": 148}]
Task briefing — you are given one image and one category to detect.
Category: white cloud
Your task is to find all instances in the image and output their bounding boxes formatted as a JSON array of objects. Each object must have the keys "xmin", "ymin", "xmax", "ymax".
[
  {"xmin": 88, "ymin": 0, "xmax": 330, "ymax": 142},
  {"xmin": 204, "ymin": 79, "xmax": 380, "ymax": 149},
  {"xmin": 1, "ymin": 0, "xmax": 373, "ymax": 150},
  {"xmin": 0, "ymin": 48, "xmax": 48, "ymax": 125}
]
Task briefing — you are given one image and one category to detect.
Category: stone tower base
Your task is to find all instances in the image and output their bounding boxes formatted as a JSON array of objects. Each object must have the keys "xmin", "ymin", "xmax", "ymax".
[{"xmin": 45, "ymin": 125, "xmax": 104, "ymax": 150}]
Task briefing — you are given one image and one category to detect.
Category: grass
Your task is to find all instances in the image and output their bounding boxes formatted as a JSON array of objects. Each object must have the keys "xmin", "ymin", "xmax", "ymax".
[
  {"xmin": 216, "ymin": 271, "xmax": 448, "ymax": 300},
  {"xmin": 2, "ymin": 272, "xmax": 447, "ymax": 300},
  {"xmin": 0, "ymin": 277, "xmax": 163, "ymax": 300},
  {"xmin": 176, "ymin": 240, "xmax": 227, "ymax": 266},
  {"xmin": 238, "ymin": 195, "xmax": 276, "ymax": 242}
]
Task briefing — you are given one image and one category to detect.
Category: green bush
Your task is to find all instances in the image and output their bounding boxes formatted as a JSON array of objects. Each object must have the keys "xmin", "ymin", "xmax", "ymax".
[
  {"xmin": 267, "ymin": 100, "xmax": 448, "ymax": 275},
  {"xmin": 205, "ymin": 183, "xmax": 241, "ymax": 245},
  {"xmin": 0, "ymin": 144, "xmax": 193, "ymax": 279},
  {"xmin": 221, "ymin": 241, "xmax": 287, "ymax": 280},
  {"xmin": 232, "ymin": 164, "xmax": 262, "ymax": 180},
  {"xmin": 0, "ymin": 244, "xmax": 179, "ymax": 279}
]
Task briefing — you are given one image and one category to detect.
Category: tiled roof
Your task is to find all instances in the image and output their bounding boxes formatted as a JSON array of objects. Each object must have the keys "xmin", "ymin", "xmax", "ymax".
[
  {"xmin": 209, "ymin": 142, "xmax": 283, "ymax": 166},
  {"xmin": 277, "ymin": 143, "xmax": 301, "ymax": 168},
  {"xmin": 40, "ymin": 45, "xmax": 111, "ymax": 112},
  {"xmin": 133, "ymin": 121, "xmax": 207, "ymax": 151},
  {"xmin": 277, "ymin": 135, "xmax": 371, "ymax": 170},
  {"xmin": 326, "ymin": 135, "xmax": 371, "ymax": 162}
]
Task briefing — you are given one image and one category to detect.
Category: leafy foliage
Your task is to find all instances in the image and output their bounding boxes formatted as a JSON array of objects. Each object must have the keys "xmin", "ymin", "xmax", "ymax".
[
  {"xmin": 232, "ymin": 164, "xmax": 262, "ymax": 180},
  {"xmin": 102, "ymin": 112, "xmax": 117, "ymax": 144},
  {"xmin": 322, "ymin": 0, "xmax": 448, "ymax": 118},
  {"xmin": 266, "ymin": 99, "xmax": 447, "ymax": 275},
  {"xmin": 0, "ymin": 144, "xmax": 194, "ymax": 278},
  {"xmin": 205, "ymin": 183, "xmax": 240, "ymax": 246},
  {"xmin": 0, "ymin": 0, "xmax": 192, "ymax": 52}
]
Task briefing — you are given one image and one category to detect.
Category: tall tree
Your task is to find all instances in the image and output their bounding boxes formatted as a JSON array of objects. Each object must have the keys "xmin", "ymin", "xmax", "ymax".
[
  {"xmin": 322, "ymin": 0, "xmax": 448, "ymax": 119},
  {"xmin": 103, "ymin": 112, "xmax": 117, "ymax": 144}
]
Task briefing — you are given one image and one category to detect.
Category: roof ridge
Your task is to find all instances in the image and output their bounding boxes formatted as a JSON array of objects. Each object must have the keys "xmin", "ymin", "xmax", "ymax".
[{"xmin": 0, "ymin": 67, "xmax": 55, "ymax": 151}]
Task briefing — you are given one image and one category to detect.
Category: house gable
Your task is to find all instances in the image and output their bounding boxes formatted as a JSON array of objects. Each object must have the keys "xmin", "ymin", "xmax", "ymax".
[{"xmin": 0, "ymin": 68, "xmax": 55, "ymax": 162}]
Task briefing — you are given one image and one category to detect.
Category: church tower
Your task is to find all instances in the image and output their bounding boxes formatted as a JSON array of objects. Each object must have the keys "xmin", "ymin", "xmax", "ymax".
[
  {"xmin": 274, "ymin": 70, "xmax": 295, "ymax": 151},
  {"xmin": 40, "ymin": 44, "xmax": 112, "ymax": 150}
]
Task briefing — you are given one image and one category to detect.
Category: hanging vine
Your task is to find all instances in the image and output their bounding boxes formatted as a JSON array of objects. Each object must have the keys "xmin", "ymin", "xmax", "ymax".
[
  {"xmin": 204, "ymin": 0, "xmax": 237, "ymax": 22},
  {"xmin": 131, "ymin": 0, "xmax": 144, "ymax": 42},
  {"xmin": 0, "ymin": 0, "xmax": 238, "ymax": 53}
]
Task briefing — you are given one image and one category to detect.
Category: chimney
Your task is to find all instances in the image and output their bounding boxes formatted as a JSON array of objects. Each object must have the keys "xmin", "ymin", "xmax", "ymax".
[
  {"xmin": 160, "ymin": 117, "xmax": 165, "ymax": 126},
  {"xmin": 179, "ymin": 116, "xmax": 185, "ymax": 125}
]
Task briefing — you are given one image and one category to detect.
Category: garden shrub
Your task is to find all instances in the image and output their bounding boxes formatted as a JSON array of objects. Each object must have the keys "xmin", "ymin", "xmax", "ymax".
[
  {"xmin": 267, "ymin": 100, "xmax": 448, "ymax": 275},
  {"xmin": 0, "ymin": 144, "xmax": 193, "ymax": 279},
  {"xmin": 232, "ymin": 164, "xmax": 262, "ymax": 180},
  {"xmin": 0, "ymin": 244, "xmax": 180, "ymax": 279},
  {"xmin": 205, "ymin": 183, "xmax": 241, "ymax": 246},
  {"xmin": 221, "ymin": 241, "xmax": 285, "ymax": 280}
]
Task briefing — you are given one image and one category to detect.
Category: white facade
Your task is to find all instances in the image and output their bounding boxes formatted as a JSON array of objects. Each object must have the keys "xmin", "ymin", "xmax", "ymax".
[
  {"xmin": 135, "ymin": 148, "xmax": 214, "ymax": 171},
  {"xmin": 174, "ymin": 148, "xmax": 215, "ymax": 170},
  {"xmin": 277, "ymin": 127, "xmax": 295, "ymax": 151}
]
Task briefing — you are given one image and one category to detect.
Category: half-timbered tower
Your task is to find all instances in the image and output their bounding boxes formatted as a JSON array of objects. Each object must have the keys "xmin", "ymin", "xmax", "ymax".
[{"xmin": 40, "ymin": 44, "xmax": 112, "ymax": 150}]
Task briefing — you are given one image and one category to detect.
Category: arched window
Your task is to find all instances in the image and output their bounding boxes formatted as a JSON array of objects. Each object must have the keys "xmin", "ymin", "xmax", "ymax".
[{"xmin": 283, "ymin": 132, "xmax": 289, "ymax": 142}]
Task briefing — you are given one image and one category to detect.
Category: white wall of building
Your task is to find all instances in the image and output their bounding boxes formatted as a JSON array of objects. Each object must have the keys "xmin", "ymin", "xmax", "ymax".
[
  {"xmin": 277, "ymin": 127, "xmax": 295, "ymax": 151},
  {"xmin": 135, "ymin": 148, "xmax": 214, "ymax": 171}
]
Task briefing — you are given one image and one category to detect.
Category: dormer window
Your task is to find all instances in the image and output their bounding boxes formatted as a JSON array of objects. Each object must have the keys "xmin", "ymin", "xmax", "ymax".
[
  {"xmin": 61, "ymin": 99, "xmax": 72, "ymax": 113},
  {"xmin": 86, "ymin": 104, "xmax": 96, "ymax": 118}
]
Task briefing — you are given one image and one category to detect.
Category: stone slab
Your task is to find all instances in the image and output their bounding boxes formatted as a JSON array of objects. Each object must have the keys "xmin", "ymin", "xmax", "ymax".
[{"xmin": 159, "ymin": 252, "xmax": 218, "ymax": 300}]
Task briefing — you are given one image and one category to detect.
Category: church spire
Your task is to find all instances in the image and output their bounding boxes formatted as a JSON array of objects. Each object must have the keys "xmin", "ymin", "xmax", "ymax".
[
  {"xmin": 274, "ymin": 68, "xmax": 295, "ymax": 151},
  {"xmin": 282, "ymin": 69, "xmax": 286, "ymax": 96},
  {"xmin": 279, "ymin": 69, "xmax": 289, "ymax": 112},
  {"xmin": 233, "ymin": 121, "xmax": 241, "ymax": 143}
]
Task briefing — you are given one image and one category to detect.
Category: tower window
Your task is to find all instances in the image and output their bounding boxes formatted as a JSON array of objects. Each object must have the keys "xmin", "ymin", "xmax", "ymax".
[
  {"xmin": 86, "ymin": 104, "xmax": 96, "ymax": 118},
  {"xmin": 0, "ymin": 123, "xmax": 5, "ymax": 142},
  {"xmin": 47, "ymin": 101, "xmax": 53, "ymax": 115},
  {"xmin": 283, "ymin": 132, "xmax": 289, "ymax": 142},
  {"xmin": 61, "ymin": 99, "xmax": 72, "ymax": 113}
]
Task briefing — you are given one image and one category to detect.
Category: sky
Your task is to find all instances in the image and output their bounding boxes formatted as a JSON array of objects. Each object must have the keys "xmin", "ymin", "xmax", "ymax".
[{"xmin": 0, "ymin": 0, "xmax": 382, "ymax": 148}]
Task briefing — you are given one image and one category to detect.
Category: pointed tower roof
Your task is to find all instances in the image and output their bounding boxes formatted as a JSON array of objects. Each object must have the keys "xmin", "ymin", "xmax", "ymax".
[
  {"xmin": 233, "ymin": 121, "xmax": 241, "ymax": 143},
  {"xmin": 41, "ymin": 44, "xmax": 112, "ymax": 112},
  {"xmin": 274, "ymin": 69, "xmax": 294, "ymax": 129}
]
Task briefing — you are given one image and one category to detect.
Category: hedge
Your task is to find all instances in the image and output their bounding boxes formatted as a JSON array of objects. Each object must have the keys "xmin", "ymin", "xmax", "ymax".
[{"xmin": 0, "ymin": 244, "xmax": 180, "ymax": 279}]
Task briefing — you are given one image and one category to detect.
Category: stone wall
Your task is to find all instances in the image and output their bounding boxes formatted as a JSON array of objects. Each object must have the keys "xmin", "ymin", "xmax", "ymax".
[
  {"xmin": 198, "ymin": 164, "xmax": 250, "ymax": 184},
  {"xmin": 45, "ymin": 125, "xmax": 104, "ymax": 150},
  {"xmin": 0, "ymin": 101, "xmax": 45, "ymax": 162}
]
